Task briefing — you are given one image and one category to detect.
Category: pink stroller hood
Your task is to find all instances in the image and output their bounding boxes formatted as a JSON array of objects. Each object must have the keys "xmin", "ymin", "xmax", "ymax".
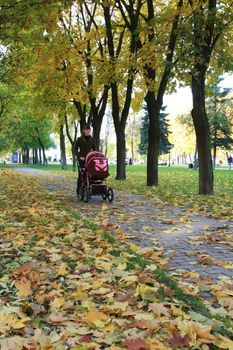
[
  {"xmin": 86, "ymin": 151, "xmax": 109, "ymax": 179},
  {"xmin": 86, "ymin": 151, "xmax": 105, "ymax": 164}
]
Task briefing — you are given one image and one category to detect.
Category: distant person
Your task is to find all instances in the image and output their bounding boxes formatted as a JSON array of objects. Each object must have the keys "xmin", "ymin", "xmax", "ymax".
[
  {"xmin": 74, "ymin": 124, "xmax": 97, "ymax": 194},
  {"xmin": 129, "ymin": 157, "xmax": 133, "ymax": 165},
  {"xmin": 228, "ymin": 155, "xmax": 233, "ymax": 170}
]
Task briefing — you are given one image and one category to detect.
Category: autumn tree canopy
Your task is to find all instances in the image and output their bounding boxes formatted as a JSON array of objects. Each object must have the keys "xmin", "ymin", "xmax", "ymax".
[{"xmin": 0, "ymin": 0, "xmax": 232, "ymax": 193}]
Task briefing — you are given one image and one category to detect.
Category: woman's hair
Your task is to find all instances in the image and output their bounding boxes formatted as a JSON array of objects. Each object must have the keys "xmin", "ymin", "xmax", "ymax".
[{"xmin": 82, "ymin": 124, "xmax": 91, "ymax": 131}]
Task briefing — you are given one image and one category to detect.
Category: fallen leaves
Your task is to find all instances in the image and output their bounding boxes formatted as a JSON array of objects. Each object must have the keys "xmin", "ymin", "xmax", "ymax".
[
  {"xmin": 14, "ymin": 278, "xmax": 32, "ymax": 297},
  {"xmin": 0, "ymin": 311, "xmax": 30, "ymax": 334},
  {"xmin": 148, "ymin": 303, "xmax": 171, "ymax": 317},
  {"xmin": 84, "ymin": 310, "xmax": 110, "ymax": 325},
  {"xmin": 194, "ymin": 324, "xmax": 216, "ymax": 342},
  {"xmin": 168, "ymin": 333, "xmax": 190, "ymax": 348},
  {"xmin": 0, "ymin": 170, "xmax": 232, "ymax": 350},
  {"xmin": 123, "ymin": 338, "xmax": 149, "ymax": 350}
]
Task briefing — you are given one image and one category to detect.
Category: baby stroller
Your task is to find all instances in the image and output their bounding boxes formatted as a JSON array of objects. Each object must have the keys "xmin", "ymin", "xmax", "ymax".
[{"xmin": 77, "ymin": 151, "xmax": 114, "ymax": 203}]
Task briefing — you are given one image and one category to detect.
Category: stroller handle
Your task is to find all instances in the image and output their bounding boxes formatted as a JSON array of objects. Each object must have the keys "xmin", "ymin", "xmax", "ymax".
[{"xmin": 76, "ymin": 157, "xmax": 86, "ymax": 172}]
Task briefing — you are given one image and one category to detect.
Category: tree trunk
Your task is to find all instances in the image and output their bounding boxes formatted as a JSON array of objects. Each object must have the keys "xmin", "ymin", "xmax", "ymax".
[
  {"xmin": 103, "ymin": 4, "xmax": 135, "ymax": 181},
  {"xmin": 145, "ymin": 91, "xmax": 160, "ymax": 186},
  {"xmin": 60, "ymin": 124, "xmax": 67, "ymax": 170},
  {"xmin": 191, "ymin": 71, "xmax": 213, "ymax": 194},
  {"xmin": 64, "ymin": 114, "xmax": 77, "ymax": 172},
  {"xmin": 25, "ymin": 148, "xmax": 30, "ymax": 164},
  {"xmin": 37, "ymin": 140, "xmax": 47, "ymax": 166},
  {"xmin": 90, "ymin": 87, "xmax": 108, "ymax": 149},
  {"xmin": 116, "ymin": 128, "xmax": 126, "ymax": 180},
  {"xmin": 22, "ymin": 150, "xmax": 25, "ymax": 163},
  {"xmin": 35, "ymin": 148, "xmax": 39, "ymax": 165},
  {"xmin": 39, "ymin": 148, "xmax": 42, "ymax": 165},
  {"xmin": 73, "ymin": 100, "xmax": 87, "ymax": 134},
  {"xmin": 42, "ymin": 148, "xmax": 47, "ymax": 166},
  {"xmin": 92, "ymin": 117, "xmax": 102, "ymax": 150},
  {"xmin": 32, "ymin": 149, "xmax": 35, "ymax": 164},
  {"xmin": 35, "ymin": 127, "xmax": 47, "ymax": 166},
  {"xmin": 72, "ymin": 152, "xmax": 76, "ymax": 172}
]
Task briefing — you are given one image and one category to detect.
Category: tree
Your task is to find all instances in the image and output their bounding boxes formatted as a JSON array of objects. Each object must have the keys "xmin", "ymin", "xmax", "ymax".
[
  {"xmin": 206, "ymin": 78, "xmax": 233, "ymax": 167},
  {"xmin": 0, "ymin": 52, "xmax": 19, "ymax": 151},
  {"xmin": 185, "ymin": 0, "xmax": 233, "ymax": 194},
  {"xmin": 139, "ymin": 105, "xmax": 173, "ymax": 156},
  {"xmin": 102, "ymin": 1, "xmax": 141, "ymax": 180},
  {"xmin": 0, "ymin": 80, "xmax": 55, "ymax": 164},
  {"xmin": 59, "ymin": 124, "xmax": 67, "ymax": 170},
  {"xmin": 117, "ymin": 0, "xmax": 184, "ymax": 186},
  {"xmin": 12, "ymin": 112, "xmax": 54, "ymax": 165},
  {"xmin": 64, "ymin": 111, "xmax": 78, "ymax": 172},
  {"xmin": 58, "ymin": 2, "xmax": 110, "ymax": 147}
]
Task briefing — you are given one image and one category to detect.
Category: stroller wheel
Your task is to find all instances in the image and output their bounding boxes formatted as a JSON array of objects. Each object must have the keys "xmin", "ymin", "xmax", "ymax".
[
  {"xmin": 102, "ymin": 193, "xmax": 107, "ymax": 200},
  {"xmin": 107, "ymin": 187, "xmax": 114, "ymax": 203},
  {"xmin": 83, "ymin": 187, "xmax": 90, "ymax": 203}
]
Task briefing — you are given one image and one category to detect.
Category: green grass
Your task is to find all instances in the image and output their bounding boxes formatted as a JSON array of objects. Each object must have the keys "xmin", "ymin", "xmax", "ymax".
[
  {"xmin": 0, "ymin": 163, "xmax": 9, "ymax": 169},
  {"xmin": 108, "ymin": 165, "xmax": 233, "ymax": 219},
  {"xmin": 11, "ymin": 163, "xmax": 233, "ymax": 219},
  {"xmin": 12, "ymin": 163, "xmax": 75, "ymax": 171}
]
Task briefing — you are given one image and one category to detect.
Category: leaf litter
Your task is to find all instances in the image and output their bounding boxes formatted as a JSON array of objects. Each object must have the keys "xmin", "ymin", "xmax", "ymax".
[{"xmin": 0, "ymin": 170, "xmax": 232, "ymax": 349}]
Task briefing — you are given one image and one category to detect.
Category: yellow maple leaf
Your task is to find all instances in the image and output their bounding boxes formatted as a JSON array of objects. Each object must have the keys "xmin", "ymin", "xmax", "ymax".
[
  {"xmin": 15, "ymin": 278, "xmax": 32, "ymax": 297},
  {"xmin": 28, "ymin": 207, "xmax": 37, "ymax": 215},
  {"xmin": 136, "ymin": 283, "xmax": 159, "ymax": 302},
  {"xmin": 50, "ymin": 297, "xmax": 65, "ymax": 311},
  {"xmin": 184, "ymin": 271, "xmax": 200, "ymax": 279},
  {"xmin": 117, "ymin": 262, "xmax": 127, "ymax": 271},
  {"xmin": 84, "ymin": 310, "xmax": 109, "ymax": 325},
  {"xmin": 57, "ymin": 267, "xmax": 69, "ymax": 276},
  {"xmin": 71, "ymin": 288, "xmax": 87, "ymax": 301}
]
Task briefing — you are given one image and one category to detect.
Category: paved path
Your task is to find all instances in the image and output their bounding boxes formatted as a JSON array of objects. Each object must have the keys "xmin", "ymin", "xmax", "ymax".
[{"xmin": 12, "ymin": 167, "xmax": 233, "ymax": 284}]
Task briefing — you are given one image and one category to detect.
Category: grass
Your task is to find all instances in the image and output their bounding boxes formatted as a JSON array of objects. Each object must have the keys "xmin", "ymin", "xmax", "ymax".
[
  {"xmin": 0, "ymin": 163, "xmax": 8, "ymax": 169},
  {"xmin": 108, "ymin": 165, "xmax": 233, "ymax": 219},
  {"xmin": 11, "ymin": 162, "xmax": 233, "ymax": 219}
]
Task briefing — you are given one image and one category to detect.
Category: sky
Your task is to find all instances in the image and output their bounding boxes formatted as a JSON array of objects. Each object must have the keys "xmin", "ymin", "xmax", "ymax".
[
  {"xmin": 164, "ymin": 87, "xmax": 192, "ymax": 116},
  {"xmin": 164, "ymin": 73, "xmax": 233, "ymax": 117}
]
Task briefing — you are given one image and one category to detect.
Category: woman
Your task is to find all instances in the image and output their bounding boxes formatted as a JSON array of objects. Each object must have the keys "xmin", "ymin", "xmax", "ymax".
[{"xmin": 74, "ymin": 124, "xmax": 97, "ymax": 194}]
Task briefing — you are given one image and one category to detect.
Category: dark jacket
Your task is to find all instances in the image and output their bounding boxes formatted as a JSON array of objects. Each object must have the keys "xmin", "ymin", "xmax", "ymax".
[{"xmin": 74, "ymin": 135, "xmax": 97, "ymax": 159}]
